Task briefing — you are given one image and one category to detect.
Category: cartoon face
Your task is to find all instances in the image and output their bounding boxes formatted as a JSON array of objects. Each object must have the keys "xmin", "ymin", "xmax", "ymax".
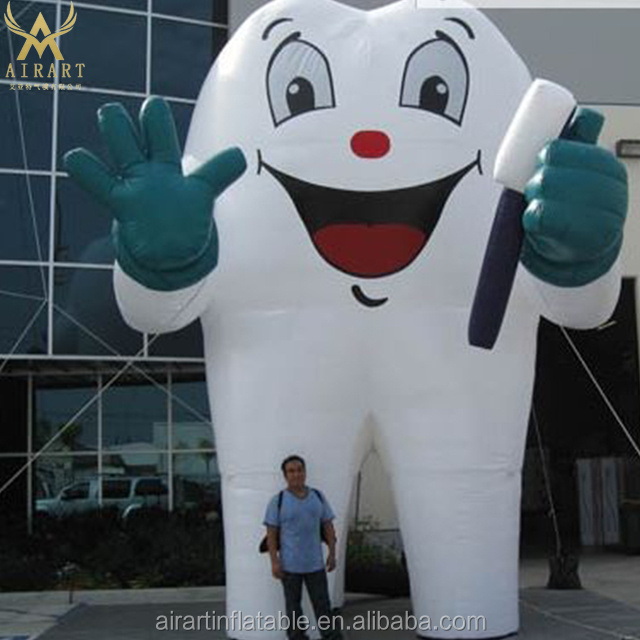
[
  {"xmin": 186, "ymin": 0, "xmax": 530, "ymax": 309},
  {"xmin": 260, "ymin": 15, "xmax": 479, "ymax": 284}
]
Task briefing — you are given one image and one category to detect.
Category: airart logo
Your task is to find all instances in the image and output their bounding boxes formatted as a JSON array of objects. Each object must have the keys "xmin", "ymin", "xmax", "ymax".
[
  {"xmin": 5, "ymin": 1, "xmax": 76, "ymax": 60},
  {"xmin": 4, "ymin": 1, "xmax": 85, "ymax": 88}
]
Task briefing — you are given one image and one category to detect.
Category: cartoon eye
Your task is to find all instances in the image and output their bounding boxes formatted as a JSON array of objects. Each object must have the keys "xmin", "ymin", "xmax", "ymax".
[
  {"xmin": 400, "ymin": 36, "xmax": 469, "ymax": 125},
  {"xmin": 267, "ymin": 36, "xmax": 336, "ymax": 127}
]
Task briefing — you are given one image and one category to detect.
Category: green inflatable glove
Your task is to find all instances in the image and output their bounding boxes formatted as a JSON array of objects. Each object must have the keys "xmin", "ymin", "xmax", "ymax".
[
  {"xmin": 64, "ymin": 97, "xmax": 247, "ymax": 291},
  {"xmin": 520, "ymin": 108, "xmax": 627, "ymax": 287}
]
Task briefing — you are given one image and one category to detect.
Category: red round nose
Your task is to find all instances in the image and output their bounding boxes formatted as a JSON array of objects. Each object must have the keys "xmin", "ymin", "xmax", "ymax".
[{"xmin": 350, "ymin": 130, "xmax": 391, "ymax": 159}]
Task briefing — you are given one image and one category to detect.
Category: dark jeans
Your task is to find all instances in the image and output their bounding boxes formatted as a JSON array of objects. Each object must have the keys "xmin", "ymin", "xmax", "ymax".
[{"xmin": 281, "ymin": 570, "xmax": 342, "ymax": 640}]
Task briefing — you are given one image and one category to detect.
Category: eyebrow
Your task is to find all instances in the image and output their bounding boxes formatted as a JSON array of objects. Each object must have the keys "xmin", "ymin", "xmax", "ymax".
[
  {"xmin": 444, "ymin": 17, "xmax": 475, "ymax": 40},
  {"xmin": 262, "ymin": 17, "xmax": 294, "ymax": 40}
]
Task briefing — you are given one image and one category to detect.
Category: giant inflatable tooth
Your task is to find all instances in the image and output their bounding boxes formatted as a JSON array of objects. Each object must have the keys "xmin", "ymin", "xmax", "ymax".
[{"xmin": 107, "ymin": 0, "xmax": 623, "ymax": 637}]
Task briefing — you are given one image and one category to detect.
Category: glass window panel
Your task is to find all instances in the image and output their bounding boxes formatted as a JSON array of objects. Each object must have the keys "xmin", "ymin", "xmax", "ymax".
[
  {"xmin": 85, "ymin": 0, "xmax": 147, "ymax": 10},
  {"xmin": 0, "ymin": 456, "xmax": 28, "ymax": 525},
  {"xmin": 60, "ymin": 8, "xmax": 146, "ymax": 93},
  {"xmin": 0, "ymin": 85, "xmax": 53, "ymax": 170},
  {"xmin": 167, "ymin": 100, "xmax": 195, "ymax": 151},
  {"xmin": 134, "ymin": 477, "xmax": 168, "ymax": 496},
  {"xmin": 53, "ymin": 267, "xmax": 143, "ymax": 356},
  {"xmin": 102, "ymin": 478, "xmax": 131, "ymax": 499},
  {"xmin": 171, "ymin": 380, "xmax": 212, "ymax": 450},
  {"xmin": 153, "ymin": 0, "xmax": 228, "ymax": 24},
  {"xmin": 149, "ymin": 321, "xmax": 204, "ymax": 359},
  {"xmin": 102, "ymin": 381, "xmax": 168, "ymax": 450},
  {"xmin": 0, "ymin": 3, "xmax": 56, "ymax": 70},
  {"xmin": 0, "ymin": 267, "xmax": 48, "ymax": 356},
  {"xmin": 34, "ymin": 455, "xmax": 98, "ymax": 517},
  {"xmin": 102, "ymin": 455, "xmax": 168, "ymax": 514},
  {"xmin": 55, "ymin": 177, "xmax": 113, "ymax": 265},
  {"xmin": 0, "ymin": 377, "xmax": 28, "ymax": 454},
  {"xmin": 0, "ymin": 173, "xmax": 50, "ymax": 262},
  {"xmin": 173, "ymin": 452, "xmax": 220, "ymax": 513},
  {"xmin": 61, "ymin": 481, "xmax": 90, "ymax": 500},
  {"xmin": 35, "ymin": 381, "xmax": 98, "ymax": 452},
  {"xmin": 57, "ymin": 91, "xmax": 143, "ymax": 174},
  {"xmin": 152, "ymin": 19, "xmax": 226, "ymax": 99},
  {"xmin": 102, "ymin": 453, "xmax": 167, "ymax": 487}
]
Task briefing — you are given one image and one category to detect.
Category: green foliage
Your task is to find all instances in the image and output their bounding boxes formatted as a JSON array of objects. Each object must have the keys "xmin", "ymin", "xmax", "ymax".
[
  {"xmin": 0, "ymin": 518, "xmax": 58, "ymax": 591},
  {"xmin": 2, "ymin": 512, "xmax": 410, "ymax": 595},
  {"xmin": 0, "ymin": 509, "xmax": 224, "ymax": 592},
  {"xmin": 345, "ymin": 519, "xmax": 409, "ymax": 597},
  {"xmin": 346, "ymin": 518, "xmax": 402, "ymax": 569}
]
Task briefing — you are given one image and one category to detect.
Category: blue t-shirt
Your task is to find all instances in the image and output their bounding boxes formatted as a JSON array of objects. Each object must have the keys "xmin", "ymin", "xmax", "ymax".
[{"xmin": 263, "ymin": 488, "xmax": 335, "ymax": 574}]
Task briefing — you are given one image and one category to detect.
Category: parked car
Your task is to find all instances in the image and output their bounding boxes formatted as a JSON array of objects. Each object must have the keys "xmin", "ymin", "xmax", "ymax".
[{"xmin": 36, "ymin": 476, "xmax": 168, "ymax": 517}]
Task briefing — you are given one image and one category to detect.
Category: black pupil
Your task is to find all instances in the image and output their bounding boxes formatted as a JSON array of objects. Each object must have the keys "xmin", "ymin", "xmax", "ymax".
[
  {"xmin": 420, "ymin": 76, "xmax": 449, "ymax": 114},
  {"xmin": 286, "ymin": 77, "xmax": 315, "ymax": 115}
]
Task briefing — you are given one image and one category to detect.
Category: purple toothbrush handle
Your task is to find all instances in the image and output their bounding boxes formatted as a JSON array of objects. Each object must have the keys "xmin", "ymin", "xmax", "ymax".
[{"xmin": 468, "ymin": 188, "xmax": 526, "ymax": 349}]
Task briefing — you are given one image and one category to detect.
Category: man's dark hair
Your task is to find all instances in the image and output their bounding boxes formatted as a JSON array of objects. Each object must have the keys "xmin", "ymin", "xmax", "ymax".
[{"xmin": 281, "ymin": 454, "xmax": 306, "ymax": 474}]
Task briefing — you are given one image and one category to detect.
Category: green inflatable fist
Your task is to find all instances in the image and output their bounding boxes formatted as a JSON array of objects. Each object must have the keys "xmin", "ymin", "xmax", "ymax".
[
  {"xmin": 64, "ymin": 97, "xmax": 247, "ymax": 291},
  {"xmin": 520, "ymin": 108, "xmax": 628, "ymax": 288}
]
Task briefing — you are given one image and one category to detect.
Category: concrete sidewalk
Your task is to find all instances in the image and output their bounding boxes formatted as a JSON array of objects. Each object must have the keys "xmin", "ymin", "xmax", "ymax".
[
  {"xmin": 0, "ymin": 587, "xmax": 227, "ymax": 639},
  {"xmin": 25, "ymin": 589, "xmax": 640, "ymax": 640},
  {"xmin": 1, "ymin": 553, "xmax": 639, "ymax": 639}
]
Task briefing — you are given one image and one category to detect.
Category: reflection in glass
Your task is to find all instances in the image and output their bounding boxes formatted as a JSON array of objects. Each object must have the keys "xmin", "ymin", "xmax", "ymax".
[
  {"xmin": 152, "ymin": 20, "xmax": 226, "ymax": 99},
  {"xmin": 35, "ymin": 454, "xmax": 168, "ymax": 517},
  {"xmin": 53, "ymin": 267, "xmax": 142, "ymax": 356},
  {"xmin": 34, "ymin": 455, "xmax": 98, "ymax": 516},
  {"xmin": 103, "ymin": 382, "xmax": 168, "ymax": 450},
  {"xmin": 173, "ymin": 453, "xmax": 219, "ymax": 514},
  {"xmin": 101, "ymin": 453, "xmax": 168, "ymax": 514},
  {"xmin": 103, "ymin": 474, "xmax": 169, "ymax": 514},
  {"xmin": 0, "ymin": 267, "xmax": 48, "ymax": 356},
  {"xmin": 0, "ymin": 174, "xmax": 50, "ymax": 262},
  {"xmin": 0, "ymin": 86, "xmax": 53, "ymax": 170},
  {"xmin": 102, "ymin": 477, "xmax": 131, "ymax": 499},
  {"xmin": 103, "ymin": 451, "xmax": 166, "ymax": 476},
  {"xmin": 171, "ymin": 381, "xmax": 212, "ymax": 450},
  {"xmin": 35, "ymin": 381, "xmax": 98, "ymax": 452}
]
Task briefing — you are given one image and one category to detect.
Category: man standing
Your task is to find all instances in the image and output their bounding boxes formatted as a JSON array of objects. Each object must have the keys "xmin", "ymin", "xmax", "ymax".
[{"xmin": 264, "ymin": 455, "xmax": 342, "ymax": 640}]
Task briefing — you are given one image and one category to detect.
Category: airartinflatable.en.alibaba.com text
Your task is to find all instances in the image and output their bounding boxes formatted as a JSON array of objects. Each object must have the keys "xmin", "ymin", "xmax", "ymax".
[{"xmin": 156, "ymin": 610, "xmax": 488, "ymax": 633}]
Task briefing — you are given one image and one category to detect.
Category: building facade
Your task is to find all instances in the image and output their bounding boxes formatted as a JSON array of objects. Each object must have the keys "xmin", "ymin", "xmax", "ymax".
[
  {"xmin": 1, "ymin": 0, "xmax": 640, "ymax": 550},
  {"xmin": 0, "ymin": 0, "xmax": 229, "ymax": 524}
]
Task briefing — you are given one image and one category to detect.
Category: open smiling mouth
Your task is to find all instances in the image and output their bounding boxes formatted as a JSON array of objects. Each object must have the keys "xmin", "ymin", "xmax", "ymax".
[{"xmin": 260, "ymin": 152, "xmax": 481, "ymax": 281}]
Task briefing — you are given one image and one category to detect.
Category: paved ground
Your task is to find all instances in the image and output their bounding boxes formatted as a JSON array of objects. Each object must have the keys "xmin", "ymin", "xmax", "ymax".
[
  {"xmin": 1, "ymin": 553, "xmax": 639, "ymax": 639},
  {"xmin": 28, "ymin": 589, "xmax": 640, "ymax": 640}
]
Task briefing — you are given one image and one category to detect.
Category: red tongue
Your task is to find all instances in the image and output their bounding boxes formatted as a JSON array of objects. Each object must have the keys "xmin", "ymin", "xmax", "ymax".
[{"xmin": 312, "ymin": 223, "xmax": 426, "ymax": 277}]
